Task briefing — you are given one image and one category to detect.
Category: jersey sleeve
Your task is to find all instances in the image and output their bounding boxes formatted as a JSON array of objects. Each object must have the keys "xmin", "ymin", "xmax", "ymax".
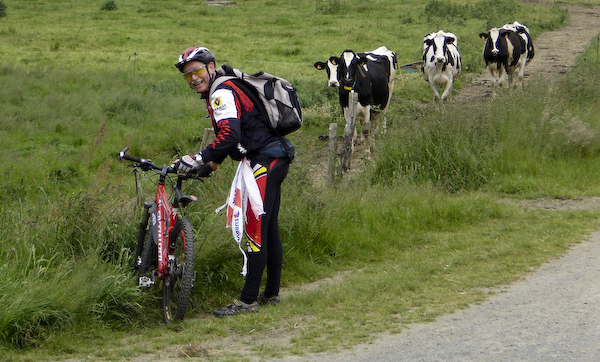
[
  {"xmin": 201, "ymin": 87, "xmax": 244, "ymax": 164},
  {"xmin": 210, "ymin": 88, "xmax": 239, "ymax": 122}
]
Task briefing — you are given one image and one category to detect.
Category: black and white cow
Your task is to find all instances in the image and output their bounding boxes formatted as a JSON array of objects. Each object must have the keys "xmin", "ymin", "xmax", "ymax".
[
  {"xmin": 479, "ymin": 27, "xmax": 526, "ymax": 88},
  {"xmin": 501, "ymin": 21, "xmax": 534, "ymax": 64},
  {"xmin": 331, "ymin": 48, "xmax": 397, "ymax": 155},
  {"xmin": 421, "ymin": 30, "xmax": 462, "ymax": 101},
  {"xmin": 314, "ymin": 46, "xmax": 393, "ymax": 88}
]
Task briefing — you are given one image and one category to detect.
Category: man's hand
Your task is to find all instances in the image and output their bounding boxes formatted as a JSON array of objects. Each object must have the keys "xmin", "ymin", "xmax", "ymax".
[{"xmin": 176, "ymin": 154, "xmax": 202, "ymax": 174}]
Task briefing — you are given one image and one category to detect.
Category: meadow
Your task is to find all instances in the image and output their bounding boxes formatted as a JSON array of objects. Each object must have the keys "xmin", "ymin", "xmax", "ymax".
[{"xmin": 1, "ymin": 0, "xmax": 600, "ymax": 360}]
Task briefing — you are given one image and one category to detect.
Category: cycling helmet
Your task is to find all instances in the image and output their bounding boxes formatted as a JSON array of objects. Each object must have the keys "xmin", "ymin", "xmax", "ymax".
[{"xmin": 175, "ymin": 47, "xmax": 216, "ymax": 73}]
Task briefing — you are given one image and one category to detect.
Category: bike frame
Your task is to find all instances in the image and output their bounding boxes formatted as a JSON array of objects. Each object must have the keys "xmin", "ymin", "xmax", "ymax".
[{"xmin": 153, "ymin": 169, "xmax": 188, "ymax": 279}]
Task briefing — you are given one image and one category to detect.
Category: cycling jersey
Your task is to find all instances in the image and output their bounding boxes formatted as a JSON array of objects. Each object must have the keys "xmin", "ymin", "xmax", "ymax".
[{"xmin": 200, "ymin": 78, "xmax": 281, "ymax": 164}]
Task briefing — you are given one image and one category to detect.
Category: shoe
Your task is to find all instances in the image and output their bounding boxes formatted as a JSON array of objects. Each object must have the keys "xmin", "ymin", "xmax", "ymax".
[
  {"xmin": 213, "ymin": 298, "xmax": 259, "ymax": 317},
  {"xmin": 258, "ymin": 292, "xmax": 281, "ymax": 306}
]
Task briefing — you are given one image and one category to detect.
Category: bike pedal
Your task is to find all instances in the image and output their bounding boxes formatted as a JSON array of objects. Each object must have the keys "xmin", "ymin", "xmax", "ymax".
[{"xmin": 138, "ymin": 275, "xmax": 155, "ymax": 288}]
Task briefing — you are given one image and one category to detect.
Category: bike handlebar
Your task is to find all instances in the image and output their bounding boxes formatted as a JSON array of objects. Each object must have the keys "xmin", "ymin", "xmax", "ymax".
[
  {"xmin": 119, "ymin": 147, "xmax": 173, "ymax": 172},
  {"xmin": 119, "ymin": 147, "xmax": 213, "ymax": 178}
]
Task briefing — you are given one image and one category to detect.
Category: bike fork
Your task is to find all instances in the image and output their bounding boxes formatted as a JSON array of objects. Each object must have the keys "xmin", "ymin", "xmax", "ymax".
[{"xmin": 135, "ymin": 201, "xmax": 154, "ymax": 269}]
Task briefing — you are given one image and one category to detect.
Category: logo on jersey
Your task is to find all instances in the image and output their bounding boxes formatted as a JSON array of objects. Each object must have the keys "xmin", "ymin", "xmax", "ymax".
[{"xmin": 212, "ymin": 97, "xmax": 227, "ymax": 112}]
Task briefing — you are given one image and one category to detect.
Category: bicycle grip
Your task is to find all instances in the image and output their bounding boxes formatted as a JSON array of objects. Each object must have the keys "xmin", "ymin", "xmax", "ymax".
[
  {"xmin": 119, "ymin": 147, "xmax": 143, "ymax": 163},
  {"xmin": 119, "ymin": 147, "xmax": 130, "ymax": 159}
]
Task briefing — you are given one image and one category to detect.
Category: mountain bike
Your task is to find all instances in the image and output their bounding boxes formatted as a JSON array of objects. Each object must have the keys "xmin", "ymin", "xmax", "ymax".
[{"xmin": 119, "ymin": 147, "xmax": 211, "ymax": 323}]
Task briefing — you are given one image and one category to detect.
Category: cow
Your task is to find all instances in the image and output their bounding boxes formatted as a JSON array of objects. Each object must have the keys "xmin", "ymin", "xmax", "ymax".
[
  {"xmin": 331, "ymin": 48, "xmax": 397, "ymax": 162},
  {"xmin": 421, "ymin": 30, "xmax": 462, "ymax": 101},
  {"xmin": 314, "ymin": 46, "xmax": 394, "ymax": 88},
  {"xmin": 479, "ymin": 27, "xmax": 526, "ymax": 88},
  {"xmin": 501, "ymin": 21, "xmax": 535, "ymax": 64}
]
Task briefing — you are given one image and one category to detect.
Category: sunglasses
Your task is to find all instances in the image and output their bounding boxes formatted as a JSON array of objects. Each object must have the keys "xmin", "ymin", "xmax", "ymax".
[{"xmin": 183, "ymin": 66, "xmax": 207, "ymax": 82}]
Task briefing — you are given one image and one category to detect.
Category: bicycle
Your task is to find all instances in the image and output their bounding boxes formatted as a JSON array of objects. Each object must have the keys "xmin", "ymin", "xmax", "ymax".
[{"xmin": 119, "ymin": 147, "xmax": 211, "ymax": 323}]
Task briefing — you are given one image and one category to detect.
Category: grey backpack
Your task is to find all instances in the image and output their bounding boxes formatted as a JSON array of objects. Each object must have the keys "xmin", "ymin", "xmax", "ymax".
[{"xmin": 209, "ymin": 65, "xmax": 303, "ymax": 136}]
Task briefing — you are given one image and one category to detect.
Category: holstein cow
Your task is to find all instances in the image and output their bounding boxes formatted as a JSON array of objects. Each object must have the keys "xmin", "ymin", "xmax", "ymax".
[
  {"xmin": 332, "ymin": 48, "xmax": 397, "ymax": 168},
  {"xmin": 421, "ymin": 30, "xmax": 462, "ymax": 101},
  {"xmin": 501, "ymin": 21, "xmax": 535, "ymax": 64},
  {"xmin": 479, "ymin": 27, "xmax": 526, "ymax": 88},
  {"xmin": 314, "ymin": 46, "xmax": 393, "ymax": 88}
]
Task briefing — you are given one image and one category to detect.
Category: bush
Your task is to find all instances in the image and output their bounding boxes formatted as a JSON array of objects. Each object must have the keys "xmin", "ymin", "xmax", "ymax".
[
  {"xmin": 0, "ymin": 0, "xmax": 7, "ymax": 18},
  {"xmin": 100, "ymin": 0, "xmax": 117, "ymax": 11}
]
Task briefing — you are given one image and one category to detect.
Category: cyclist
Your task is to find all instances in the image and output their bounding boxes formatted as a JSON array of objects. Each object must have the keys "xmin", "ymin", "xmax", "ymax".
[{"xmin": 174, "ymin": 46, "xmax": 294, "ymax": 317}]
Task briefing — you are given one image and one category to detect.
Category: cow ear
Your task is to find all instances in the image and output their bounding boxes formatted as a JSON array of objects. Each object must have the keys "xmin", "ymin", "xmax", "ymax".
[
  {"xmin": 424, "ymin": 39, "xmax": 433, "ymax": 46},
  {"xmin": 329, "ymin": 56, "xmax": 339, "ymax": 65},
  {"xmin": 314, "ymin": 61, "xmax": 326, "ymax": 70},
  {"xmin": 479, "ymin": 32, "xmax": 488, "ymax": 39},
  {"xmin": 446, "ymin": 38, "xmax": 455, "ymax": 45}
]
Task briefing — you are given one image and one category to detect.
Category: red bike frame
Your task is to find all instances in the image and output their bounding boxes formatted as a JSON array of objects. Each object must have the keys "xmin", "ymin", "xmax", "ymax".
[{"xmin": 155, "ymin": 180, "xmax": 183, "ymax": 279}]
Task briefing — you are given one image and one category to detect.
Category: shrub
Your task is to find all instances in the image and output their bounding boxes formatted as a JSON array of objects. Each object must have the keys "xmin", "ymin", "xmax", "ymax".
[
  {"xmin": 101, "ymin": 0, "xmax": 117, "ymax": 11},
  {"xmin": 0, "ymin": 0, "xmax": 7, "ymax": 18}
]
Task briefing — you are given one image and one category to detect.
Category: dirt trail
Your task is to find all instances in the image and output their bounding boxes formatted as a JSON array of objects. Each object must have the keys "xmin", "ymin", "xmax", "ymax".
[{"xmin": 272, "ymin": 3, "xmax": 600, "ymax": 361}]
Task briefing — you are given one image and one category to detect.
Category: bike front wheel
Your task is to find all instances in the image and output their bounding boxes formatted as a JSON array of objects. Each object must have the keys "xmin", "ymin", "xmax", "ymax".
[
  {"xmin": 162, "ymin": 217, "xmax": 195, "ymax": 323},
  {"xmin": 138, "ymin": 228, "xmax": 157, "ymax": 289}
]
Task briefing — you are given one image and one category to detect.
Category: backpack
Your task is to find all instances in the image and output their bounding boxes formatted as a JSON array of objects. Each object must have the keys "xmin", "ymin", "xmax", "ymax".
[{"xmin": 210, "ymin": 65, "xmax": 303, "ymax": 136}]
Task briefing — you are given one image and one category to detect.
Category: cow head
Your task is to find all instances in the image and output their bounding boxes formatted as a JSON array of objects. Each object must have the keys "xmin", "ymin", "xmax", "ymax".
[
  {"xmin": 335, "ymin": 50, "xmax": 368, "ymax": 92},
  {"xmin": 480, "ymin": 28, "xmax": 512, "ymax": 56},
  {"xmin": 314, "ymin": 57, "xmax": 340, "ymax": 88},
  {"xmin": 423, "ymin": 31, "xmax": 457, "ymax": 65}
]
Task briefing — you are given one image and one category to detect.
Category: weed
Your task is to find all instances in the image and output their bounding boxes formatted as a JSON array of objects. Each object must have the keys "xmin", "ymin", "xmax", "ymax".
[{"xmin": 100, "ymin": 0, "xmax": 117, "ymax": 11}]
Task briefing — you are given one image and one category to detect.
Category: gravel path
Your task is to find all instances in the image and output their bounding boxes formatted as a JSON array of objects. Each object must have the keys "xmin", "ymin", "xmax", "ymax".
[
  {"xmin": 276, "ymin": 230, "xmax": 600, "ymax": 361},
  {"xmin": 273, "ymin": 3, "xmax": 600, "ymax": 362}
]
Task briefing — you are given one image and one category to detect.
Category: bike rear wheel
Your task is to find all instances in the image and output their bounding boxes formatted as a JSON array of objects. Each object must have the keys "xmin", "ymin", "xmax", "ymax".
[{"xmin": 162, "ymin": 217, "xmax": 195, "ymax": 323}]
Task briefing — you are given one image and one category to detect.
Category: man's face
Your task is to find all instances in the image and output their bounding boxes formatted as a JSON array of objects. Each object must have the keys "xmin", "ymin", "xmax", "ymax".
[{"xmin": 182, "ymin": 60, "xmax": 214, "ymax": 94}]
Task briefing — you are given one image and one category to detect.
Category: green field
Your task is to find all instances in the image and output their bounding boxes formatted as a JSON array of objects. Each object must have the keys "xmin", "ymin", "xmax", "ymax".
[{"xmin": 2, "ymin": 0, "xmax": 600, "ymax": 360}]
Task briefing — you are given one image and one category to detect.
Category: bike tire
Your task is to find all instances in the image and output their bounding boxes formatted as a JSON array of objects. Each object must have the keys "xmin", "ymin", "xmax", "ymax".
[
  {"xmin": 134, "ymin": 204, "xmax": 152, "ymax": 270},
  {"xmin": 138, "ymin": 227, "xmax": 157, "ymax": 288},
  {"xmin": 162, "ymin": 217, "xmax": 195, "ymax": 323}
]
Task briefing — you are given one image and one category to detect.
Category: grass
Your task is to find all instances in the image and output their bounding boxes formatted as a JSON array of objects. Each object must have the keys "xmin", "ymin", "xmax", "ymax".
[{"xmin": 1, "ymin": 0, "xmax": 600, "ymax": 360}]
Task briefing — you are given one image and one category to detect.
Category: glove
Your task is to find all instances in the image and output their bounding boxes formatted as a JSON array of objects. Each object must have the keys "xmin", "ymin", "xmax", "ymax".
[
  {"xmin": 195, "ymin": 162, "xmax": 214, "ymax": 178},
  {"xmin": 176, "ymin": 153, "xmax": 203, "ymax": 174}
]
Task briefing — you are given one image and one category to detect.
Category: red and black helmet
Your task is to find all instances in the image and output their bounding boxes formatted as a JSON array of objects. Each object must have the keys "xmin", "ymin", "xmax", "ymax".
[{"xmin": 175, "ymin": 47, "xmax": 216, "ymax": 73}]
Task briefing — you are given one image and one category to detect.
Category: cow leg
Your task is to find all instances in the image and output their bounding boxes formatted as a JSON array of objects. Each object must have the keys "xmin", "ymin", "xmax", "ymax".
[
  {"xmin": 515, "ymin": 61, "xmax": 526, "ymax": 88},
  {"xmin": 430, "ymin": 80, "xmax": 441, "ymax": 101},
  {"xmin": 486, "ymin": 65, "xmax": 499, "ymax": 89},
  {"xmin": 431, "ymin": 84, "xmax": 442, "ymax": 101},
  {"xmin": 355, "ymin": 104, "xmax": 370, "ymax": 147},
  {"xmin": 377, "ymin": 114, "xmax": 387, "ymax": 136},
  {"xmin": 498, "ymin": 67, "xmax": 509, "ymax": 88},
  {"xmin": 428, "ymin": 74, "xmax": 442, "ymax": 101},
  {"xmin": 441, "ymin": 78, "xmax": 453, "ymax": 101}
]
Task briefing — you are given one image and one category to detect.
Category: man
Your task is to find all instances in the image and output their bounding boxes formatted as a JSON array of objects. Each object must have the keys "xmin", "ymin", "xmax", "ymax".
[{"xmin": 174, "ymin": 46, "xmax": 293, "ymax": 317}]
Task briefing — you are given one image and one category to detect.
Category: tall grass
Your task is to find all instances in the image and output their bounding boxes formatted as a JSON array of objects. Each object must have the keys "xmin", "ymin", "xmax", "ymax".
[{"xmin": 374, "ymin": 58, "xmax": 600, "ymax": 195}]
